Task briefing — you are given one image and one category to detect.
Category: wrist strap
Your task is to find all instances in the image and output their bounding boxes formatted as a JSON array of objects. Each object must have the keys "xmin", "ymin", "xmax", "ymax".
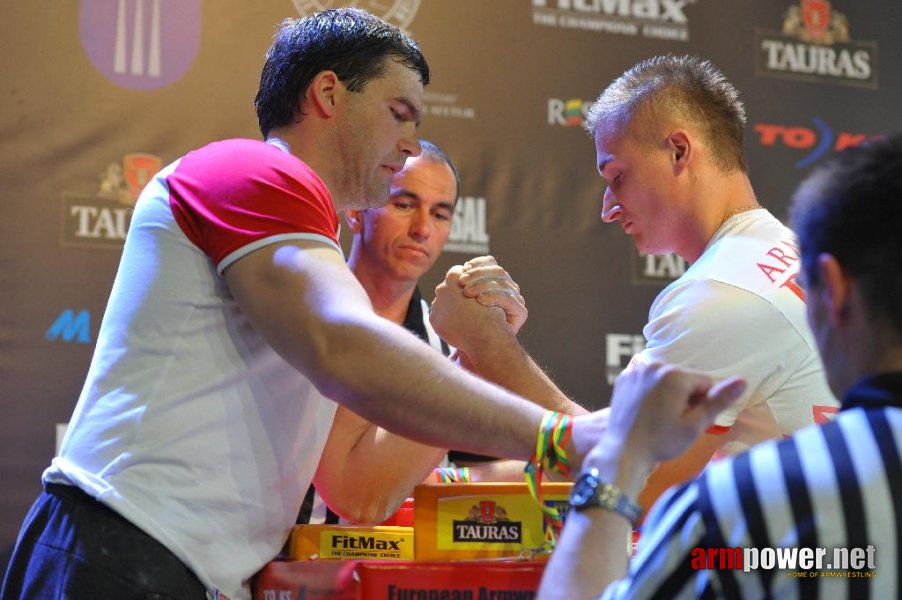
[
  {"xmin": 524, "ymin": 411, "xmax": 573, "ymax": 548},
  {"xmin": 434, "ymin": 466, "xmax": 471, "ymax": 484}
]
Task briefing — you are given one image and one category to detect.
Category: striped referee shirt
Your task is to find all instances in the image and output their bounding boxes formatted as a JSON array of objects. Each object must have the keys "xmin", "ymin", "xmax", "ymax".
[{"xmin": 602, "ymin": 372, "xmax": 901, "ymax": 599}]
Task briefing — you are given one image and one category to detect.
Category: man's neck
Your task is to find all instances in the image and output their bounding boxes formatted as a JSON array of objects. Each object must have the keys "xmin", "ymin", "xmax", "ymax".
[
  {"xmin": 267, "ymin": 127, "xmax": 351, "ymax": 211},
  {"xmin": 349, "ymin": 258, "xmax": 417, "ymax": 325},
  {"xmin": 680, "ymin": 171, "xmax": 759, "ymax": 263}
]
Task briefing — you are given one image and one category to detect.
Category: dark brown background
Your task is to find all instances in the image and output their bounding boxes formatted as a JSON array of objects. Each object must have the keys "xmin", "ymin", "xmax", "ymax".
[{"xmin": 1, "ymin": 0, "xmax": 896, "ymax": 571}]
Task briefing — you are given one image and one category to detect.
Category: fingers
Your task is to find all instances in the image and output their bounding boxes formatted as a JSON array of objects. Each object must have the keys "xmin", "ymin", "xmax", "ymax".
[
  {"xmin": 434, "ymin": 265, "xmax": 464, "ymax": 295},
  {"xmin": 702, "ymin": 376, "xmax": 746, "ymax": 417},
  {"xmin": 461, "ymin": 255, "xmax": 499, "ymax": 270},
  {"xmin": 459, "ymin": 268, "xmax": 522, "ymax": 298}
]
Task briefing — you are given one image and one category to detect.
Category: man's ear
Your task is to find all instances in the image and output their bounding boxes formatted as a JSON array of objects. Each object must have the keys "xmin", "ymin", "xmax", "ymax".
[
  {"xmin": 667, "ymin": 130, "xmax": 691, "ymax": 172},
  {"xmin": 306, "ymin": 70, "xmax": 343, "ymax": 118},
  {"xmin": 345, "ymin": 209, "xmax": 364, "ymax": 233},
  {"xmin": 816, "ymin": 253, "xmax": 851, "ymax": 325}
]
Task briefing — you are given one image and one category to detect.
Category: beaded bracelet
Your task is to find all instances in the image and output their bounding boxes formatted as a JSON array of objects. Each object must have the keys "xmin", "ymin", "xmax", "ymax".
[{"xmin": 523, "ymin": 410, "xmax": 572, "ymax": 547}]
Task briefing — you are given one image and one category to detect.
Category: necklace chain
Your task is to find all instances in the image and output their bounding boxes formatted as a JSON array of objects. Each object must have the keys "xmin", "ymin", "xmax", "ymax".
[{"xmin": 719, "ymin": 204, "xmax": 760, "ymax": 229}]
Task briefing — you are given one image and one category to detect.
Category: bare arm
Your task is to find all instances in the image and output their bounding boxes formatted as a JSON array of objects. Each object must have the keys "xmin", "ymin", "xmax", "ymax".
[
  {"xmin": 313, "ymin": 404, "xmax": 447, "ymax": 523},
  {"xmin": 538, "ymin": 365, "xmax": 745, "ymax": 600},
  {"xmin": 431, "ymin": 257, "xmax": 588, "ymax": 416},
  {"xmin": 637, "ymin": 430, "xmax": 727, "ymax": 515},
  {"xmin": 310, "ymin": 254, "xmax": 566, "ymax": 520},
  {"xmin": 224, "ymin": 241, "xmax": 550, "ymax": 458}
]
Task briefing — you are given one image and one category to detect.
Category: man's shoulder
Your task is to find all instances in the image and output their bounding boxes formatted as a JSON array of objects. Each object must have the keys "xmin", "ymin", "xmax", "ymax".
[
  {"xmin": 700, "ymin": 211, "xmax": 798, "ymax": 281},
  {"xmin": 651, "ymin": 211, "xmax": 804, "ymax": 322},
  {"xmin": 650, "ymin": 276, "xmax": 778, "ymax": 325},
  {"xmin": 176, "ymin": 139, "xmax": 322, "ymax": 185}
]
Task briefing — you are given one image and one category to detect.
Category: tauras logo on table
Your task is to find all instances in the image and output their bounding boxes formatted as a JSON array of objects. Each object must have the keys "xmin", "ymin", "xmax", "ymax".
[{"xmin": 453, "ymin": 501, "xmax": 522, "ymax": 543}]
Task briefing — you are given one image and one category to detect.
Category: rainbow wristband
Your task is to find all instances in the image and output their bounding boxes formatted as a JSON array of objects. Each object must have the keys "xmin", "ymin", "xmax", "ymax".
[
  {"xmin": 524, "ymin": 411, "xmax": 572, "ymax": 547},
  {"xmin": 435, "ymin": 466, "xmax": 471, "ymax": 484}
]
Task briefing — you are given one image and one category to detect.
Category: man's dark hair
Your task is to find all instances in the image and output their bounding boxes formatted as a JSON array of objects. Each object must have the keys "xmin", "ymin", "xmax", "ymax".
[
  {"xmin": 791, "ymin": 133, "xmax": 902, "ymax": 335},
  {"xmin": 586, "ymin": 55, "xmax": 747, "ymax": 173},
  {"xmin": 419, "ymin": 139, "xmax": 461, "ymax": 198},
  {"xmin": 255, "ymin": 8, "xmax": 429, "ymax": 138}
]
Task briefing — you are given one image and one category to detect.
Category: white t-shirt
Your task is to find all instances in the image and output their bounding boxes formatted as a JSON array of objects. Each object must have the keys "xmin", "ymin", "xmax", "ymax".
[
  {"xmin": 44, "ymin": 139, "xmax": 341, "ymax": 599},
  {"xmin": 633, "ymin": 209, "xmax": 838, "ymax": 455}
]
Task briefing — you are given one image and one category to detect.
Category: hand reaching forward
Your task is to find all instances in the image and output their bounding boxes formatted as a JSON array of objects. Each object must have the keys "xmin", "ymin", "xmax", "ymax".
[{"xmin": 586, "ymin": 363, "xmax": 746, "ymax": 491}]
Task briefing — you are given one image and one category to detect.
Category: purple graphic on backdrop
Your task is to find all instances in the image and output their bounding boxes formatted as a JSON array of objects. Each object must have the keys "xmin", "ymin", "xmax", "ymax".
[{"xmin": 80, "ymin": 0, "xmax": 201, "ymax": 90}]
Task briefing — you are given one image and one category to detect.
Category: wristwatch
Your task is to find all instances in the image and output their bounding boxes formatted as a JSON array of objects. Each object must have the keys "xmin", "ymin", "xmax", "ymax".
[{"xmin": 569, "ymin": 467, "xmax": 643, "ymax": 525}]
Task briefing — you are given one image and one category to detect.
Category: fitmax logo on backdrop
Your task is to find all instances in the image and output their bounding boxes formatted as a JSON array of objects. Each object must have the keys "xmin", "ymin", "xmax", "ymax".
[
  {"xmin": 61, "ymin": 153, "xmax": 163, "ymax": 248},
  {"xmin": 754, "ymin": 0, "xmax": 878, "ymax": 89},
  {"xmin": 80, "ymin": 0, "xmax": 201, "ymax": 90},
  {"xmin": 606, "ymin": 333, "xmax": 645, "ymax": 385},
  {"xmin": 753, "ymin": 118, "xmax": 882, "ymax": 169},
  {"xmin": 532, "ymin": 0, "xmax": 696, "ymax": 42}
]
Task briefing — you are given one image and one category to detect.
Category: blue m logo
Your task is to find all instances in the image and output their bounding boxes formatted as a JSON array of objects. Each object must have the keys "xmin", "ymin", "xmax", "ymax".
[{"xmin": 46, "ymin": 309, "xmax": 92, "ymax": 344}]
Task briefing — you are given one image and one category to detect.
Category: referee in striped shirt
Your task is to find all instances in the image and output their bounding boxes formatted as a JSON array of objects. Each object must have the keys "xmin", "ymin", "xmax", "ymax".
[{"xmin": 540, "ymin": 135, "xmax": 902, "ymax": 599}]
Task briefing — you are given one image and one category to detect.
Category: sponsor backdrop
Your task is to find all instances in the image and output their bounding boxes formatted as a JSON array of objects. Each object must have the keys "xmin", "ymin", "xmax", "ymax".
[{"xmin": 1, "ymin": 0, "xmax": 898, "ymax": 570}]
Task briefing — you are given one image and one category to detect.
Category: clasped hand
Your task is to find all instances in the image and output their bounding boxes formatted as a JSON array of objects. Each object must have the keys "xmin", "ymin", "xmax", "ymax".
[{"xmin": 430, "ymin": 255, "xmax": 527, "ymax": 354}]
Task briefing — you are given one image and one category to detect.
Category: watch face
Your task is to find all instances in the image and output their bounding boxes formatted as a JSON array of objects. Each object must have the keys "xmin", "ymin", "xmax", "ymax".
[{"xmin": 571, "ymin": 470, "xmax": 599, "ymax": 507}]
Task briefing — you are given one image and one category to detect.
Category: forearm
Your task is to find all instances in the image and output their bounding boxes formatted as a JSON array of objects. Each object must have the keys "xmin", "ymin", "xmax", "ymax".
[
  {"xmin": 315, "ymin": 407, "xmax": 447, "ymax": 523},
  {"xmin": 225, "ymin": 244, "xmax": 546, "ymax": 462},
  {"xmin": 312, "ymin": 316, "xmax": 546, "ymax": 461},
  {"xmin": 462, "ymin": 332, "xmax": 588, "ymax": 416},
  {"xmin": 540, "ymin": 444, "xmax": 652, "ymax": 599},
  {"xmin": 539, "ymin": 510, "xmax": 631, "ymax": 600},
  {"xmin": 637, "ymin": 431, "xmax": 724, "ymax": 513},
  {"xmin": 462, "ymin": 459, "xmax": 529, "ymax": 483}
]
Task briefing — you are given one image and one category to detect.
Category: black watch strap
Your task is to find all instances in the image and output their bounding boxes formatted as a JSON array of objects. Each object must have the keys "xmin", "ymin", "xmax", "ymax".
[{"xmin": 570, "ymin": 467, "xmax": 643, "ymax": 525}]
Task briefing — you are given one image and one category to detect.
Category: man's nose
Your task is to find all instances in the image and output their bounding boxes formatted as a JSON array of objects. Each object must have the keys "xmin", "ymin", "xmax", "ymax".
[
  {"xmin": 410, "ymin": 209, "xmax": 432, "ymax": 239},
  {"xmin": 400, "ymin": 129, "xmax": 421, "ymax": 158},
  {"xmin": 601, "ymin": 186, "xmax": 622, "ymax": 223}
]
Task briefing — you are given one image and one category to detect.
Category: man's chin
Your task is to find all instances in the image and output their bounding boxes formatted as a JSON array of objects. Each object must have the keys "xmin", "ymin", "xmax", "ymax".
[{"xmin": 633, "ymin": 237, "xmax": 669, "ymax": 257}]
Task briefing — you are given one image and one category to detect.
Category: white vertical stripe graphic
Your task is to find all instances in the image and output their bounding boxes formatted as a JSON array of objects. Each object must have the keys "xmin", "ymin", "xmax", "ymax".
[
  {"xmin": 130, "ymin": 0, "xmax": 144, "ymax": 75},
  {"xmin": 148, "ymin": 0, "xmax": 161, "ymax": 77},
  {"xmin": 842, "ymin": 409, "xmax": 897, "ymax": 598},
  {"xmin": 114, "ymin": 0, "xmax": 127, "ymax": 73}
]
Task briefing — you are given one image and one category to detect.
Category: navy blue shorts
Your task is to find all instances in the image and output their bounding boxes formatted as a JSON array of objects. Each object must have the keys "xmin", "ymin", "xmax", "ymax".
[{"xmin": 1, "ymin": 483, "xmax": 206, "ymax": 599}]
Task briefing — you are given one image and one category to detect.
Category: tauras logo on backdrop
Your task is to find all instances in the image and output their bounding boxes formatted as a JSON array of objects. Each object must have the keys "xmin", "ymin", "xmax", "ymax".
[
  {"xmin": 445, "ymin": 196, "xmax": 489, "ymax": 254},
  {"xmin": 61, "ymin": 153, "xmax": 163, "ymax": 248},
  {"xmin": 548, "ymin": 97, "xmax": 593, "ymax": 127},
  {"xmin": 292, "ymin": 0, "xmax": 421, "ymax": 30},
  {"xmin": 755, "ymin": 1, "xmax": 878, "ymax": 89},
  {"xmin": 532, "ymin": 0, "xmax": 695, "ymax": 42},
  {"xmin": 753, "ymin": 118, "xmax": 883, "ymax": 169},
  {"xmin": 80, "ymin": 0, "xmax": 201, "ymax": 90},
  {"xmin": 606, "ymin": 333, "xmax": 645, "ymax": 385},
  {"xmin": 631, "ymin": 250, "xmax": 686, "ymax": 284}
]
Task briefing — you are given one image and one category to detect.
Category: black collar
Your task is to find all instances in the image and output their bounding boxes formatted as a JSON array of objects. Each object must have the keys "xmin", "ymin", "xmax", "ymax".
[
  {"xmin": 402, "ymin": 286, "xmax": 429, "ymax": 344},
  {"xmin": 841, "ymin": 371, "xmax": 902, "ymax": 411}
]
